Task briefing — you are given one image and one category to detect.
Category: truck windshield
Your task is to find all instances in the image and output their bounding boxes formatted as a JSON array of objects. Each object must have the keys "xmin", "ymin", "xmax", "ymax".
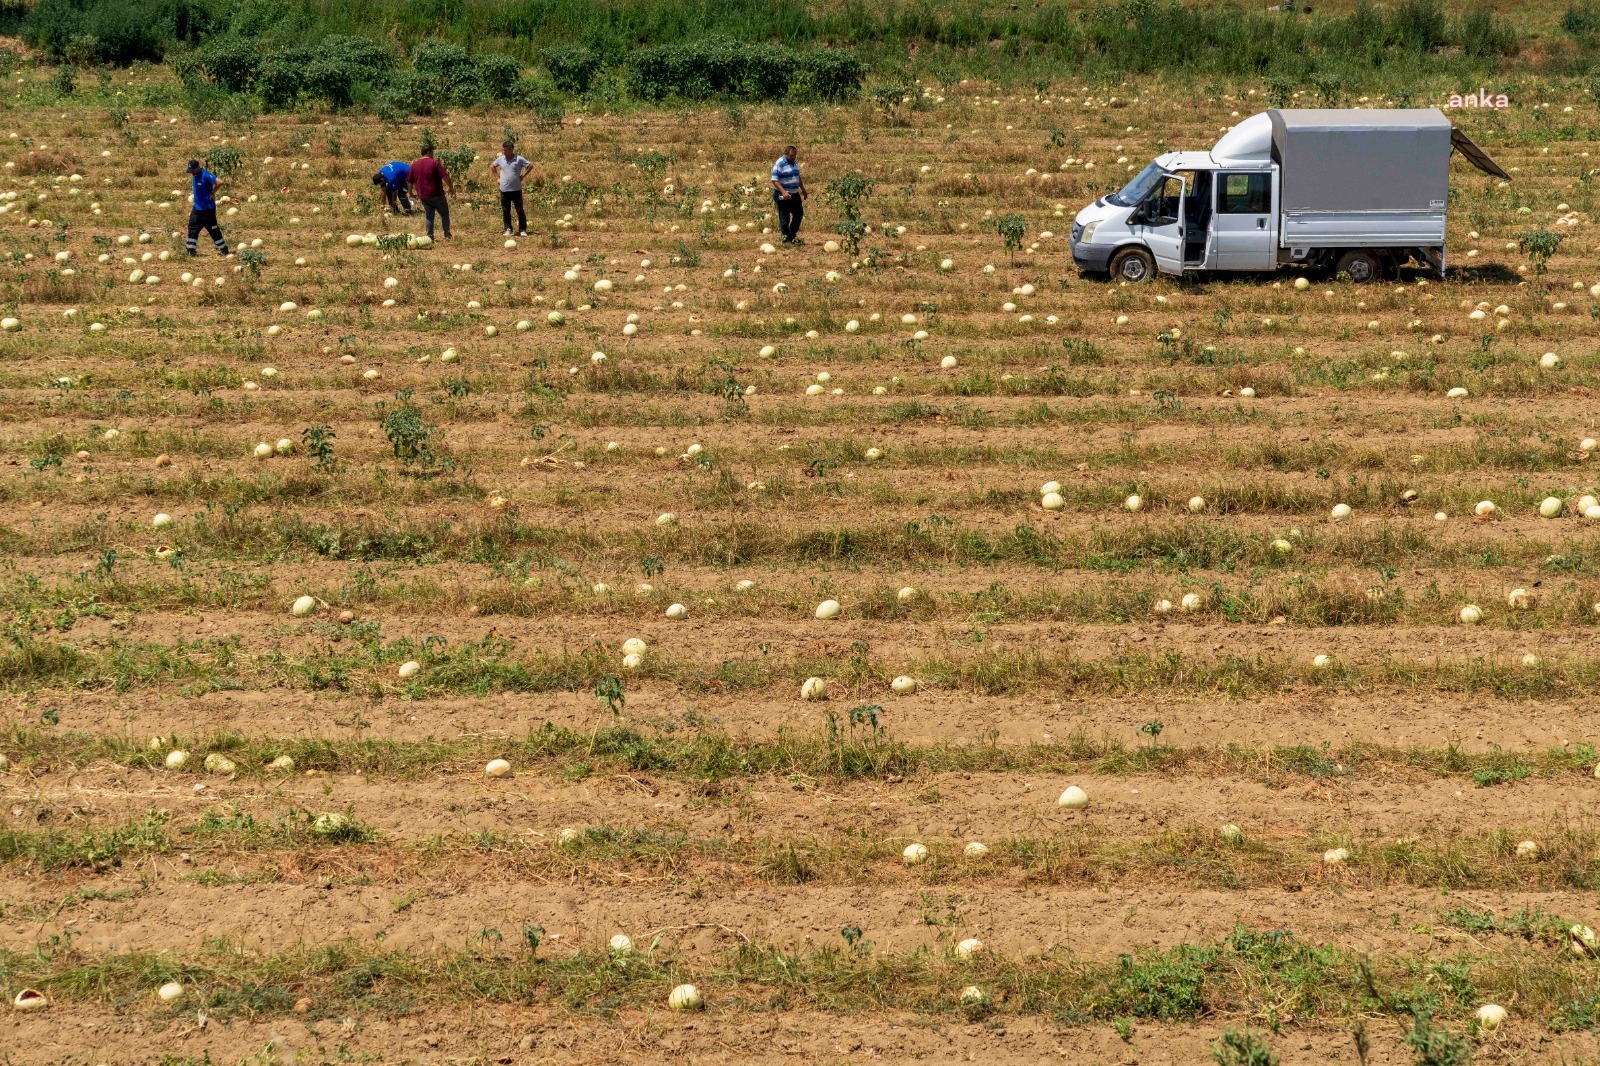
[{"xmin": 1107, "ymin": 162, "xmax": 1167, "ymax": 208}]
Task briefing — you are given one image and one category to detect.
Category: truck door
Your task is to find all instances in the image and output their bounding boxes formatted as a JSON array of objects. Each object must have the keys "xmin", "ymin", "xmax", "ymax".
[
  {"xmin": 1213, "ymin": 171, "xmax": 1275, "ymax": 271},
  {"xmin": 1139, "ymin": 174, "xmax": 1186, "ymax": 276}
]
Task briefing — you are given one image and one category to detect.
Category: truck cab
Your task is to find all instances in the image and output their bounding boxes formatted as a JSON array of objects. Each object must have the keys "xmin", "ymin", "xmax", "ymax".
[{"xmin": 1071, "ymin": 117, "xmax": 1281, "ymax": 282}]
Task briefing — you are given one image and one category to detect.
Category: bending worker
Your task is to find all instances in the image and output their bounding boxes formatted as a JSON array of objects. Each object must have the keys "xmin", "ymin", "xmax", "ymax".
[{"xmin": 372, "ymin": 160, "xmax": 413, "ymax": 216}]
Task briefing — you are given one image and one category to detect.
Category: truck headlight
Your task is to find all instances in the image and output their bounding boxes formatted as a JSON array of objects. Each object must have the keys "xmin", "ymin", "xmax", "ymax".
[{"xmin": 1077, "ymin": 221, "xmax": 1099, "ymax": 244}]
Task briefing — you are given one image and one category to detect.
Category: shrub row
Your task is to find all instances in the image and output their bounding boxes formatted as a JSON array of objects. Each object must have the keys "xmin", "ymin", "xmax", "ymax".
[
  {"xmin": 13, "ymin": 0, "xmax": 1541, "ymax": 81},
  {"xmin": 170, "ymin": 36, "xmax": 557, "ymax": 116},
  {"xmin": 20, "ymin": 2, "xmax": 867, "ymax": 114},
  {"xmin": 178, "ymin": 35, "xmax": 861, "ymax": 116},
  {"xmin": 24, "ymin": 0, "xmax": 218, "ymax": 66},
  {"xmin": 626, "ymin": 37, "xmax": 865, "ymax": 102}
]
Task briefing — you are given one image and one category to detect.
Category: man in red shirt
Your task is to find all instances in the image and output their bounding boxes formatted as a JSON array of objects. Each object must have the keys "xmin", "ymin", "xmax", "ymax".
[{"xmin": 408, "ymin": 145, "xmax": 454, "ymax": 240}]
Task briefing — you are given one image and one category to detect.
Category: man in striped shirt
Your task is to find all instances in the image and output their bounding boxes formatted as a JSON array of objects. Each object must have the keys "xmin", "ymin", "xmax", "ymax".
[{"xmin": 771, "ymin": 145, "xmax": 807, "ymax": 244}]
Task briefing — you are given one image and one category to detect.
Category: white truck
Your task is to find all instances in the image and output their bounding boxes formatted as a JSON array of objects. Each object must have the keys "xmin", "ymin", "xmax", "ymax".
[{"xmin": 1069, "ymin": 108, "xmax": 1508, "ymax": 283}]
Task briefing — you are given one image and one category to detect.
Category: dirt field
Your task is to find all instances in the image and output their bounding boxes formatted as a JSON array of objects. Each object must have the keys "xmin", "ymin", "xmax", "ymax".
[{"xmin": 4, "ymin": 65, "xmax": 1600, "ymax": 1065}]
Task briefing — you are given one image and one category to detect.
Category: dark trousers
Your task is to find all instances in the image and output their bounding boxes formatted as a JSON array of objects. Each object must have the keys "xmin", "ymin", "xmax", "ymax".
[
  {"xmin": 775, "ymin": 191, "xmax": 803, "ymax": 241},
  {"xmin": 500, "ymin": 190, "xmax": 526, "ymax": 233},
  {"xmin": 421, "ymin": 195, "xmax": 451, "ymax": 238},
  {"xmin": 186, "ymin": 207, "xmax": 227, "ymax": 255},
  {"xmin": 382, "ymin": 184, "xmax": 413, "ymax": 215}
]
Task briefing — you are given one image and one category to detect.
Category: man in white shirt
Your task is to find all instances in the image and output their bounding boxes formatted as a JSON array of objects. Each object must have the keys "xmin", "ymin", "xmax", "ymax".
[{"xmin": 490, "ymin": 141, "xmax": 532, "ymax": 237}]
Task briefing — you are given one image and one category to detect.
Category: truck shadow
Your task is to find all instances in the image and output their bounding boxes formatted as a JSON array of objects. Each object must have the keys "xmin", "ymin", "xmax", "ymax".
[
  {"xmin": 1442, "ymin": 264, "xmax": 1521, "ymax": 284},
  {"xmin": 1172, "ymin": 263, "xmax": 1521, "ymax": 289}
]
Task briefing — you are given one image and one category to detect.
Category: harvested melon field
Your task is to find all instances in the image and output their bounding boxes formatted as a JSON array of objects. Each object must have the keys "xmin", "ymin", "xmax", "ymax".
[{"xmin": 8, "ymin": 61, "xmax": 1600, "ymax": 1066}]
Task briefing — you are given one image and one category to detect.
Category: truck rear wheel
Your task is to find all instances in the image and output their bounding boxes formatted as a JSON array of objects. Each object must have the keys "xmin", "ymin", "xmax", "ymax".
[
  {"xmin": 1335, "ymin": 250, "xmax": 1384, "ymax": 283},
  {"xmin": 1109, "ymin": 247, "xmax": 1156, "ymax": 283}
]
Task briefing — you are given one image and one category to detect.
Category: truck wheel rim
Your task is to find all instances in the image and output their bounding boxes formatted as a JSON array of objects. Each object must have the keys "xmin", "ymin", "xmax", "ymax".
[
  {"xmin": 1348, "ymin": 259, "xmax": 1372, "ymax": 281},
  {"xmin": 1120, "ymin": 257, "xmax": 1147, "ymax": 281}
]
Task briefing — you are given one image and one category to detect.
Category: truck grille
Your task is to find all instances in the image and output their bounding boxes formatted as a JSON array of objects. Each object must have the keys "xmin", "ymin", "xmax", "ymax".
[{"xmin": 1070, "ymin": 222, "xmax": 1083, "ymax": 243}]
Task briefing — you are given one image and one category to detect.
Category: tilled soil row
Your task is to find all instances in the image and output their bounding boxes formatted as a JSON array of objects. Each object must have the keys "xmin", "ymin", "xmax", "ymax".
[
  {"xmin": 6, "ymin": 763, "xmax": 1600, "ymax": 874},
  {"xmin": 20, "ymin": 481, "xmax": 1600, "ymax": 537},
  {"xmin": 2, "ymin": 405, "xmax": 1593, "ymax": 469},
  {"xmin": 6, "ymin": 1003, "xmax": 1560, "ymax": 1066},
  {"xmin": 3, "ymin": 867, "xmax": 1594, "ymax": 965},
  {"xmin": 9, "ymin": 552, "xmax": 1600, "ymax": 628}
]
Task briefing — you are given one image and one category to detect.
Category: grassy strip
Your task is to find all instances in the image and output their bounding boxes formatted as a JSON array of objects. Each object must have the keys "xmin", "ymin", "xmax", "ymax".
[
  {"xmin": 6, "ymin": 806, "xmax": 1600, "ymax": 894},
  {"xmin": 2, "ymin": 721, "xmax": 1595, "ymax": 788},
  {"xmin": 16, "ymin": 353, "xmax": 1600, "ymax": 423},
  {"xmin": 2, "ymin": 924, "xmax": 1599, "ymax": 1037},
  {"xmin": 16, "ymin": 510, "xmax": 1600, "ymax": 576},
  {"xmin": 13, "ymin": 457, "xmax": 1600, "ymax": 518},
  {"xmin": 17, "ymin": 563, "xmax": 1600, "ymax": 633},
  {"xmin": 9, "ymin": 628, "xmax": 1600, "ymax": 702},
  {"xmin": 13, "ymin": 424, "xmax": 1590, "ymax": 480},
  {"xmin": 0, "ymin": 466, "xmax": 486, "ymax": 508},
  {"xmin": 15, "ymin": 381, "xmax": 1587, "ymax": 442}
]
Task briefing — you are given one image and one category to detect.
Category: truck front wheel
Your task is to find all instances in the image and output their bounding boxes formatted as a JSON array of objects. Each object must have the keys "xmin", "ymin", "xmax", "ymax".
[
  {"xmin": 1109, "ymin": 247, "xmax": 1156, "ymax": 283},
  {"xmin": 1335, "ymin": 250, "xmax": 1384, "ymax": 283}
]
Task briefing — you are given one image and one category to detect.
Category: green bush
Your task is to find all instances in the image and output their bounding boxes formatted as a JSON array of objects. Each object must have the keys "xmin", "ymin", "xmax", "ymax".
[
  {"xmin": 253, "ymin": 46, "xmax": 366, "ymax": 111},
  {"xmin": 168, "ymin": 46, "xmax": 203, "ymax": 88},
  {"xmin": 412, "ymin": 40, "xmax": 485, "ymax": 104},
  {"xmin": 1264, "ymin": 75, "xmax": 1294, "ymax": 109},
  {"xmin": 509, "ymin": 77, "xmax": 565, "ymax": 127},
  {"xmin": 1212, "ymin": 1029, "xmax": 1278, "ymax": 1066},
  {"xmin": 385, "ymin": 69, "xmax": 448, "ymax": 116},
  {"xmin": 25, "ymin": 0, "xmax": 91, "ymax": 59},
  {"xmin": 869, "ymin": 83, "xmax": 910, "ymax": 110},
  {"xmin": 87, "ymin": 2, "xmax": 167, "ymax": 64},
  {"xmin": 543, "ymin": 44, "xmax": 599, "ymax": 94},
  {"xmin": 62, "ymin": 32, "xmax": 98, "ymax": 65},
  {"xmin": 740, "ymin": 43, "xmax": 792, "ymax": 100},
  {"xmin": 25, "ymin": 0, "xmax": 216, "ymax": 65},
  {"xmin": 1110, "ymin": 945, "xmax": 1216, "ymax": 1020},
  {"xmin": 255, "ymin": 54, "xmax": 301, "ymax": 109},
  {"xmin": 796, "ymin": 49, "xmax": 865, "ymax": 101},
  {"xmin": 1388, "ymin": 0, "xmax": 1450, "ymax": 52},
  {"xmin": 628, "ymin": 37, "xmax": 862, "ymax": 103},
  {"xmin": 318, "ymin": 34, "xmax": 393, "ymax": 82},
  {"xmin": 474, "ymin": 51, "xmax": 521, "ymax": 98},
  {"xmin": 630, "ymin": 38, "xmax": 747, "ymax": 100},
  {"xmin": 304, "ymin": 58, "xmax": 354, "ymax": 108},
  {"xmin": 1457, "ymin": 7, "xmax": 1518, "ymax": 58},
  {"xmin": 197, "ymin": 34, "xmax": 261, "ymax": 91},
  {"xmin": 435, "ymin": 143, "xmax": 476, "ymax": 180},
  {"xmin": 1563, "ymin": 2, "xmax": 1600, "ymax": 42},
  {"xmin": 203, "ymin": 144, "xmax": 240, "ymax": 175},
  {"xmin": 403, "ymin": 40, "xmax": 525, "ymax": 106},
  {"xmin": 175, "ymin": 32, "xmax": 395, "ymax": 113},
  {"xmin": 229, "ymin": 0, "xmax": 297, "ymax": 40},
  {"xmin": 167, "ymin": 0, "xmax": 216, "ymax": 44},
  {"xmin": 373, "ymin": 82, "xmax": 413, "ymax": 123},
  {"xmin": 135, "ymin": 79, "xmax": 184, "ymax": 106},
  {"xmin": 181, "ymin": 82, "xmax": 231, "ymax": 121}
]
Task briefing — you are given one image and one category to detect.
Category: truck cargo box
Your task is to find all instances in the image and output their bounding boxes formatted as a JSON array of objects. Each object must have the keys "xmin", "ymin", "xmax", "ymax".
[{"xmin": 1268, "ymin": 108, "xmax": 1452, "ymax": 215}]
